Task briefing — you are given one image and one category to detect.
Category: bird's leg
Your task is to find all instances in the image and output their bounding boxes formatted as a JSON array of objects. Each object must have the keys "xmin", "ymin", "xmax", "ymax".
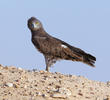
[
  {"xmin": 44, "ymin": 55, "xmax": 57, "ymax": 72},
  {"xmin": 44, "ymin": 55, "xmax": 50, "ymax": 72},
  {"xmin": 46, "ymin": 65, "xmax": 49, "ymax": 72}
]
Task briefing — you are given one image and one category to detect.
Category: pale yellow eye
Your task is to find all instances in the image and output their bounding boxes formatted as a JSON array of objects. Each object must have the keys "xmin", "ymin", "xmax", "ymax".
[
  {"xmin": 35, "ymin": 22, "xmax": 39, "ymax": 25},
  {"xmin": 32, "ymin": 21, "xmax": 40, "ymax": 29}
]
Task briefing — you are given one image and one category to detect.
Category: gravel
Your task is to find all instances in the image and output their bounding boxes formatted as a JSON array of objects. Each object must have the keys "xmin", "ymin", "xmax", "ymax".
[{"xmin": 0, "ymin": 64, "xmax": 110, "ymax": 100}]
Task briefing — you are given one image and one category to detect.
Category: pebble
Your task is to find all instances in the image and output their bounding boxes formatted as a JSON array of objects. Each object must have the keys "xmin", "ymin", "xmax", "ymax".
[
  {"xmin": 68, "ymin": 74, "xmax": 72, "ymax": 77},
  {"xmin": 39, "ymin": 70, "xmax": 47, "ymax": 74},
  {"xmin": 42, "ymin": 94, "xmax": 48, "ymax": 97},
  {"xmin": 32, "ymin": 69, "xmax": 38, "ymax": 72},
  {"xmin": 0, "ymin": 64, "xmax": 3, "ymax": 69},
  {"xmin": 43, "ymin": 75, "xmax": 48, "ymax": 80},
  {"xmin": 0, "ymin": 72, "xmax": 3, "ymax": 75},
  {"xmin": 58, "ymin": 88, "xmax": 71, "ymax": 96},
  {"xmin": 36, "ymin": 92, "xmax": 42, "ymax": 96},
  {"xmin": 5, "ymin": 82, "xmax": 13, "ymax": 87},
  {"xmin": 18, "ymin": 67, "xmax": 23, "ymax": 70},
  {"xmin": 24, "ymin": 85, "xmax": 27, "ymax": 88},
  {"xmin": 107, "ymin": 81, "xmax": 110, "ymax": 87},
  {"xmin": 51, "ymin": 87, "xmax": 71, "ymax": 99},
  {"xmin": 51, "ymin": 93, "xmax": 67, "ymax": 99}
]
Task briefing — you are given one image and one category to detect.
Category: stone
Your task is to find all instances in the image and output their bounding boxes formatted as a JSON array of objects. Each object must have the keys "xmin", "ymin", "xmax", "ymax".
[
  {"xmin": 18, "ymin": 67, "xmax": 23, "ymax": 70},
  {"xmin": 51, "ymin": 87, "xmax": 71, "ymax": 99},
  {"xmin": 5, "ymin": 82, "xmax": 13, "ymax": 87},
  {"xmin": 51, "ymin": 93, "xmax": 67, "ymax": 99}
]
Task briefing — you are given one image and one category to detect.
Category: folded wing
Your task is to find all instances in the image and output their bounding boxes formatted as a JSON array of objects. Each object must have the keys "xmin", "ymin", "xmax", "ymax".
[{"xmin": 32, "ymin": 35, "xmax": 96, "ymax": 67}]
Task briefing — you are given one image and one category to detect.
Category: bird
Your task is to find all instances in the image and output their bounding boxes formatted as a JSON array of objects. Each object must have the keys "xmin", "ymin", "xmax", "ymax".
[{"xmin": 27, "ymin": 17, "xmax": 96, "ymax": 72}]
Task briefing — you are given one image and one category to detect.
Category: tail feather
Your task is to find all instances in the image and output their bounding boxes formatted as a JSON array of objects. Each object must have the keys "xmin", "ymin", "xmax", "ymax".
[
  {"xmin": 83, "ymin": 53, "xmax": 96, "ymax": 67},
  {"xmin": 59, "ymin": 41, "xmax": 96, "ymax": 67},
  {"xmin": 69, "ymin": 46, "xmax": 96, "ymax": 67},
  {"xmin": 87, "ymin": 54, "xmax": 96, "ymax": 61}
]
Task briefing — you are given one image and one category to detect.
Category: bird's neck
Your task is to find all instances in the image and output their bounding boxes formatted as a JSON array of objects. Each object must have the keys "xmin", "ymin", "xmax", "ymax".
[{"xmin": 31, "ymin": 28, "xmax": 47, "ymax": 37}]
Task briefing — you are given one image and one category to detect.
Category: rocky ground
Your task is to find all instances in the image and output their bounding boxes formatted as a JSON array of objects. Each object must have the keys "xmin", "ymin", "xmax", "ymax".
[{"xmin": 0, "ymin": 64, "xmax": 110, "ymax": 100}]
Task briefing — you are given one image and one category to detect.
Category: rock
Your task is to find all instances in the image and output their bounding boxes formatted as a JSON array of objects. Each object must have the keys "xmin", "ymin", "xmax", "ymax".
[
  {"xmin": 39, "ymin": 70, "xmax": 47, "ymax": 74},
  {"xmin": 51, "ymin": 87, "xmax": 71, "ymax": 99},
  {"xmin": 0, "ymin": 72, "xmax": 3, "ymax": 75},
  {"xmin": 0, "ymin": 64, "xmax": 3, "ymax": 69},
  {"xmin": 43, "ymin": 75, "xmax": 48, "ymax": 80},
  {"xmin": 24, "ymin": 85, "xmax": 27, "ymax": 88},
  {"xmin": 58, "ymin": 88, "xmax": 71, "ymax": 96},
  {"xmin": 78, "ymin": 92, "xmax": 83, "ymax": 96},
  {"xmin": 36, "ymin": 92, "xmax": 42, "ymax": 96},
  {"xmin": 5, "ymin": 82, "xmax": 13, "ymax": 87},
  {"xmin": 42, "ymin": 94, "xmax": 48, "ymax": 97},
  {"xmin": 51, "ymin": 93, "xmax": 67, "ymax": 99},
  {"xmin": 13, "ymin": 83, "xmax": 19, "ymax": 88},
  {"xmin": 32, "ymin": 69, "xmax": 38, "ymax": 72},
  {"xmin": 18, "ymin": 67, "xmax": 23, "ymax": 70},
  {"xmin": 107, "ymin": 81, "xmax": 110, "ymax": 87}
]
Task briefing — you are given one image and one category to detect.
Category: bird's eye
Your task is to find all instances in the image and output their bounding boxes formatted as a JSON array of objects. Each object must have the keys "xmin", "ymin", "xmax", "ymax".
[
  {"xmin": 35, "ymin": 22, "xmax": 39, "ymax": 25},
  {"xmin": 31, "ymin": 21, "xmax": 40, "ymax": 29}
]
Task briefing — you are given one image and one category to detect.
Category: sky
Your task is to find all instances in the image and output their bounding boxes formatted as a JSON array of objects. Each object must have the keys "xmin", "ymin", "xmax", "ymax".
[{"xmin": 0, "ymin": 0, "xmax": 110, "ymax": 82}]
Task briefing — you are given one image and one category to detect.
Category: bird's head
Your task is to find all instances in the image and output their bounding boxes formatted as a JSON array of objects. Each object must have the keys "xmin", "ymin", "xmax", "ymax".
[{"xmin": 28, "ymin": 17, "xmax": 43, "ymax": 31}]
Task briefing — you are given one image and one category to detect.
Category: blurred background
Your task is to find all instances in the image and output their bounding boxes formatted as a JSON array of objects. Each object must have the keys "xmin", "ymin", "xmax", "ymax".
[{"xmin": 0, "ymin": 0, "xmax": 110, "ymax": 82}]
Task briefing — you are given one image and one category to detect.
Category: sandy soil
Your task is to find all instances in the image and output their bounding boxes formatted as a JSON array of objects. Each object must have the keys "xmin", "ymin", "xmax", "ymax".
[{"xmin": 0, "ymin": 64, "xmax": 110, "ymax": 100}]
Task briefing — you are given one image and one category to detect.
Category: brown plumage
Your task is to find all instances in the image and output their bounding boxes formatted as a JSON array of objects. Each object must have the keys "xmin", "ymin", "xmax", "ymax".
[{"xmin": 27, "ymin": 17, "xmax": 96, "ymax": 71}]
